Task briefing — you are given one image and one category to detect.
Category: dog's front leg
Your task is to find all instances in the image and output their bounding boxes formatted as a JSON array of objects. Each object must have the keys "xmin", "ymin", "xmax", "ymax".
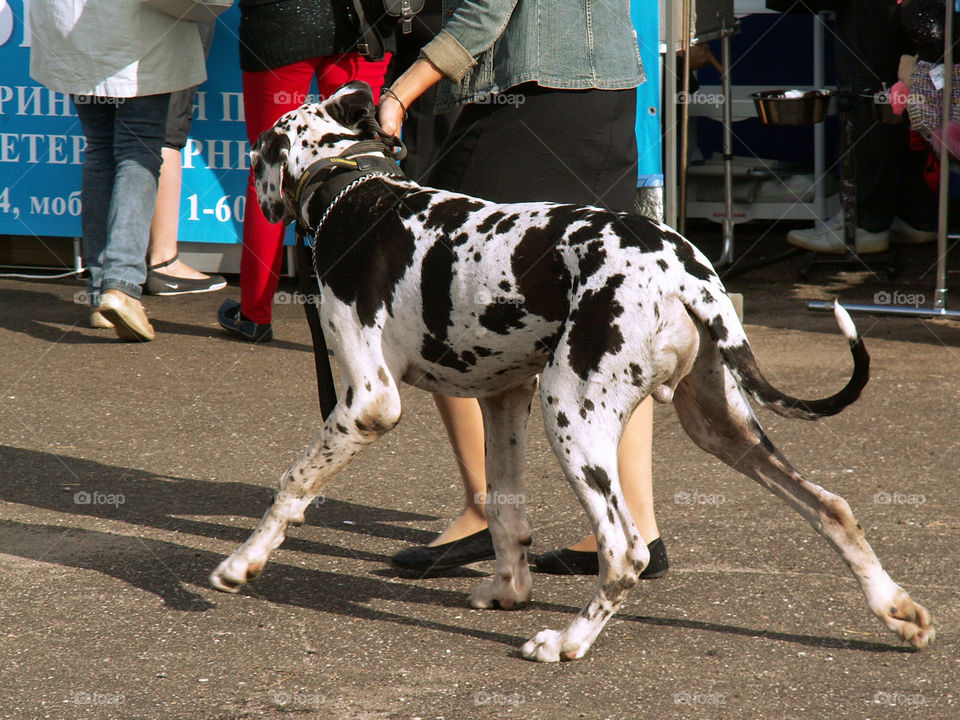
[
  {"xmin": 210, "ymin": 360, "xmax": 402, "ymax": 593},
  {"xmin": 468, "ymin": 378, "xmax": 538, "ymax": 611}
]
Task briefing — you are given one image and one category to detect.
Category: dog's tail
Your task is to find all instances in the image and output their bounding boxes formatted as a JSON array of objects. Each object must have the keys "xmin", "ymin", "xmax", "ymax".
[{"xmin": 690, "ymin": 284, "xmax": 869, "ymax": 420}]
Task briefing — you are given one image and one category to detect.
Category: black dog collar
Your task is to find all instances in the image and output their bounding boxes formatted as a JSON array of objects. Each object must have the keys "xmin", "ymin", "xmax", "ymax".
[{"xmin": 293, "ymin": 138, "xmax": 407, "ymax": 231}]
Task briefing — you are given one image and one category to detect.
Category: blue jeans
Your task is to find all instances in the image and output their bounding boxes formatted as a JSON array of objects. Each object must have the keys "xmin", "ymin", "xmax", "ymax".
[{"xmin": 74, "ymin": 94, "xmax": 170, "ymax": 303}]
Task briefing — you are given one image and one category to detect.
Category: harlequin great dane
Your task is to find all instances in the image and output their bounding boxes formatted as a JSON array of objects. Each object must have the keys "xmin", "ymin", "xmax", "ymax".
[{"xmin": 209, "ymin": 82, "xmax": 934, "ymax": 661}]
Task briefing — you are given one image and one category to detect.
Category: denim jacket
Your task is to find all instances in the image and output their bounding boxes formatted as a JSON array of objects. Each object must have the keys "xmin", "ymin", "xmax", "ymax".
[{"xmin": 421, "ymin": 0, "xmax": 645, "ymax": 112}]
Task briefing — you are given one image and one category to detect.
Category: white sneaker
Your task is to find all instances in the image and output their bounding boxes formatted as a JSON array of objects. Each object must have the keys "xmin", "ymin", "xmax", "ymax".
[
  {"xmin": 787, "ymin": 213, "xmax": 889, "ymax": 254},
  {"xmin": 889, "ymin": 216, "xmax": 937, "ymax": 244}
]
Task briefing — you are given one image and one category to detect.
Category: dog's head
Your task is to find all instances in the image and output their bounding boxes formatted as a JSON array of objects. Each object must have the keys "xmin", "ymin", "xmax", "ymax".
[{"xmin": 250, "ymin": 81, "xmax": 380, "ymax": 224}]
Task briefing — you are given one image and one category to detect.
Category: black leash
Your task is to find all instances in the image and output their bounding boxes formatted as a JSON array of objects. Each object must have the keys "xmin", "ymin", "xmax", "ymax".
[
  {"xmin": 295, "ymin": 224, "xmax": 339, "ymax": 419},
  {"xmin": 292, "ymin": 134, "xmax": 407, "ymax": 420}
]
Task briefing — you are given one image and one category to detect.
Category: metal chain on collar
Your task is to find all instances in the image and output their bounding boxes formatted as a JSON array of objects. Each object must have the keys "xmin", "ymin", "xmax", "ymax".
[{"xmin": 303, "ymin": 171, "xmax": 395, "ymax": 250}]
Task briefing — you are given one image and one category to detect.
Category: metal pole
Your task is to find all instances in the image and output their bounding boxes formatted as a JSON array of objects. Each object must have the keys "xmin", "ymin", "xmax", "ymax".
[
  {"xmin": 678, "ymin": 0, "xmax": 692, "ymax": 235},
  {"xmin": 716, "ymin": 18, "xmax": 735, "ymax": 266},
  {"xmin": 934, "ymin": 3, "xmax": 953, "ymax": 310},
  {"xmin": 664, "ymin": 1, "xmax": 678, "ymax": 229}
]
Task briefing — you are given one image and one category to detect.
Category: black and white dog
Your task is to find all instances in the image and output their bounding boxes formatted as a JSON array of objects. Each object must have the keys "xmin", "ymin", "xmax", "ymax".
[{"xmin": 209, "ymin": 82, "xmax": 934, "ymax": 661}]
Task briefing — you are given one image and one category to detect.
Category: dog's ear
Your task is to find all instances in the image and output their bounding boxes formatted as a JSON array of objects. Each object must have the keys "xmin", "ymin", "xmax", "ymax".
[
  {"xmin": 327, "ymin": 81, "xmax": 376, "ymax": 128},
  {"xmin": 251, "ymin": 127, "xmax": 292, "ymax": 224}
]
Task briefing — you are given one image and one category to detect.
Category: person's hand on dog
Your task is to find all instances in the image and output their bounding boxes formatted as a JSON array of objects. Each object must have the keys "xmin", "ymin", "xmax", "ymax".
[{"xmin": 377, "ymin": 58, "xmax": 443, "ymax": 138}]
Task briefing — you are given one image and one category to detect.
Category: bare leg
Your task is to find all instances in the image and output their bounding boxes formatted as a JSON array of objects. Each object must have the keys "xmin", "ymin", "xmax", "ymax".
[
  {"xmin": 568, "ymin": 396, "xmax": 659, "ymax": 550},
  {"xmin": 428, "ymin": 394, "xmax": 488, "ymax": 545},
  {"xmin": 148, "ymin": 146, "xmax": 214, "ymax": 280}
]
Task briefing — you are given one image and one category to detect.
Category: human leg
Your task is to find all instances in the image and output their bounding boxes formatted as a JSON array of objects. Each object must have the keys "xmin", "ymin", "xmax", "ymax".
[
  {"xmin": 73, "ymin": 96, "xmax": 117, "ymax": 308},
  {"xmin": 99, "ymin": 93, "xmax": 169, "ymax": 300},
  {"xmin": 236, "ymin": 61, "xmax": 319, "ymax": 326}
]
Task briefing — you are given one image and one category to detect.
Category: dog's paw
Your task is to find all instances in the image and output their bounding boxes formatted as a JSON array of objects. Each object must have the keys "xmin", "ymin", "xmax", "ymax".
[
  {"xmin": 209, "ymin": 552, "xmax": 265, "ymax": 593},
  {"xmin": 877, "ymin": 587, "xmax": 935, "ymax": 650},
  {"xmin": 520, "ymin": 629, "xmax": 589, "ymax": 662},
  {"xmin": 469, "ymin": 574, "xmax": 531, "ymax": 610}
]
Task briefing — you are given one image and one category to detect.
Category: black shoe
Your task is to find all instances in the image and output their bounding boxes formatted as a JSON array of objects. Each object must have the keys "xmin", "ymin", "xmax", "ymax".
[
  {"xmin": 218, "ymin": 299, "xmax": 273, "ymax": 342},
  {"xmin": 533, "ymin": 537, "xmax": 669, "ymax": 577},
  {"xmin": 145, "ymin": 254, "xmax": 227, "ymax": 295},
  {"xmin": 391, "ymin": 528, "xmax": 495, "ymax": 571}
]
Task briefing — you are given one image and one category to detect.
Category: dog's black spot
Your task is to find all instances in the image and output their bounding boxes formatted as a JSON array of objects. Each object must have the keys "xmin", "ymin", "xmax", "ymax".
[
  {"xmin": 582, "ymin": 464, "xmax": 612, "ymax": 496},
  {"xmin": 656, "ymin": 258, "xmax": 668, "ymax": 271},
  {"xmin": 479, "ymin": 302, "xmax": 525, "ymax": 335},
  {"xmin": 510, "ymin": 214, "xmax": 572, "ymax": 323},
  {"xmin": 316, "ymin": 131, "xmax": 361, "ymax": 148},
  {"xmin": 567, "ymin": 274, "xmax": 626, "ymax": 379},
  {"xmin": 477, "ymin": 210, "xmax": 506, "ymax": 234},
  {"xmin": 583, "ymin": 398, "xmax": 595, "ymax": 412},
  {"xmin": 498, "ymin": 280, "xmax": 511, "ymax": 292},
  {"xmin": 377, "ymin": 367, "xmax": 390, "ymax": 385},
  {"xmin": 579, "ymin": 407, "xmax": 588, "ymax": 419},
  {"xmin": 578, "ymin": 240, "xmax": 608, "ymax": 280},
  {"xmin": 400, "ymin": 189, "xmax": 433, "ymax": 216},
  {"xmin": 615, "ymin": 214, "xmax": 667, "ymax": 253},
  {"xmin": 700, "ymin": 287, "xmax": 715, "ymax": 305},
  {"xmin": 420, "ymin": 243, "xmax": 455, "ymax": 341},
  {"xmin": 344, "ymin": 387, "xmax": 354, "ymax": 408},
  {"xmin": 421, "ymin": 334, "xmax": 470, "ymax": 372},
  {"xmin": 336, "ymin": 423, "xmax": 349, "ymax": 434},
  {"xmin": 461, "ymin": 350, "xmax": 477, "ymax": 367},
  {"xmin": 706, "ymin": 314, "xmax": 728, "ymax": 342},
  {"xmin": 473, "ymin": 346, "xmax": 496, "ymax": 357},
  {"xmin": 496, "ymin": 215, "xmax": 518, "ymax": 234},
  {"xmin": 556, "ymin": 412, "xmax": 569, "ymax": 428},
  {"xmin": 473, "ymin": 252, "xmax": 482, "ymax": 262},
  {"xmin": 668, "ymin": 236, "xmax": 716, "ymax": 282},
  {"xmin": 424, "ymin": 197, "xmax": 486, "ymax": 235},
  {"xmin": 629, "ymin": 363, "xmax": 644, "ymax": 385},
  {"xmin": 314, "ymin": 180, "xmax": 416, "ymax": 327},
  {"xmin": 365, "ymin": 382, "xmax": 372, "ymax": 392}
]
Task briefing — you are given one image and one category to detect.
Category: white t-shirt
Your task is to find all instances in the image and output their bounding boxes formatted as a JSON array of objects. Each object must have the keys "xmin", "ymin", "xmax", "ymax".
[{"xmin": 29, "ymin": 0, "xmax": 207, "ymax": 98}]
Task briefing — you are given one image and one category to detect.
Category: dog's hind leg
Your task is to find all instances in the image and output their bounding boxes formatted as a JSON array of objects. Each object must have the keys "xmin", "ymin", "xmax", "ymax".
[
  {"xmin": 468, "ymin": 377, "xmax": 538, "ymax": 611},
  {"xmin": 210, "ymin": 346, "xmax": 402, "ymax": 593},
  {"xmin": 520, "ymin": 366, "xmax": 650, "ymax": 662},
  {"xmin": 672, "ymin": 337, "xmax": 934, "ymax": 649}
]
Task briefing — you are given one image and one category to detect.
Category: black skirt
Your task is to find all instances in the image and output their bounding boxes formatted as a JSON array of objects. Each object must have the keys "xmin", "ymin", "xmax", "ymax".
[{"xmin": 427, "ymin": 83, "xmax": 639, "ymax": 213}]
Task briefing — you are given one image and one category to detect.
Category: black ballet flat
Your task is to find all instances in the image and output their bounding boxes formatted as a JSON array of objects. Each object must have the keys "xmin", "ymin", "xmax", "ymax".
[
  {"xmin": 391, "ymin": 528, "xmax": 495, "ymax": 571},
  {"xmin": 533, "ymin": 536, "xmax": 669, "ymax": 577}
]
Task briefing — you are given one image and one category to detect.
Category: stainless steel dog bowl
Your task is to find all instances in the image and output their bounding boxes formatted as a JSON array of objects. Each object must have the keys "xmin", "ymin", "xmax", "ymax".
[{"xmin": 752, "ymin": 89, "xmax": 833, "ymax": 125}]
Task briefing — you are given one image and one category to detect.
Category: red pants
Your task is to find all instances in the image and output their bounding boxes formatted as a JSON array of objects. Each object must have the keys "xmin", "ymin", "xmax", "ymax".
[{"xmin": 240, "ymin": 54, "xmax": 390, "ymax": 324}]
